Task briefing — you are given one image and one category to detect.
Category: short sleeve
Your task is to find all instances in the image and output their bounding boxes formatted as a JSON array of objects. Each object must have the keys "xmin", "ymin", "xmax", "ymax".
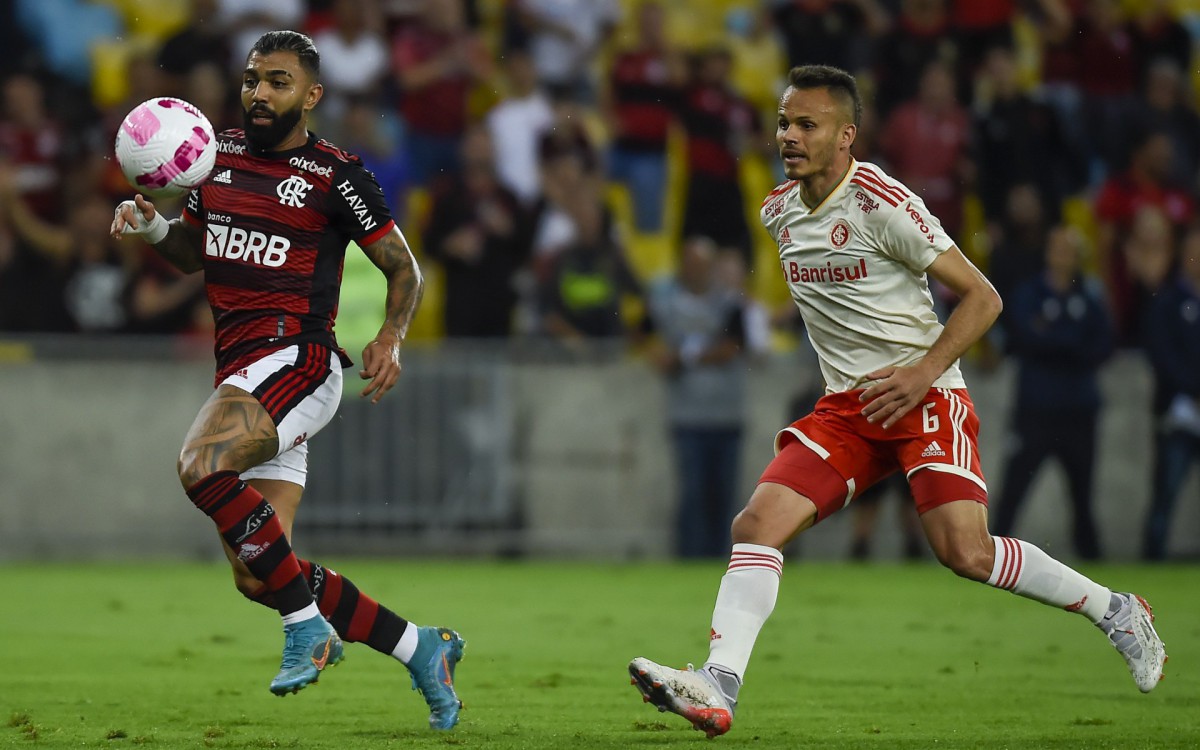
[
  {"xmin": 878, "ymin": 194, "xmax": 956, "ymax": 272},
  {"xmin": 330, "ymin": 161, "xmax": 395, "ymax": 246}
]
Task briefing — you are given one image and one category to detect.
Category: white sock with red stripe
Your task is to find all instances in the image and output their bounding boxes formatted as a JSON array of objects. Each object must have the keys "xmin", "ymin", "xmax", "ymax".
[
  {"xmin": 705, "ymin": 543, "xmax": 783, "ymax": 680},
  {"xmin": 986, "ymin": 536, "xmax": 1109, "ymax": 624}
]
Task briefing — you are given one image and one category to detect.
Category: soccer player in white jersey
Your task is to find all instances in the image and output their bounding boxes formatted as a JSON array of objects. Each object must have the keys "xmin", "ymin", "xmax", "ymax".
[{"xmin": 628, "ymin": 65, "xmax": 1167, "ymax": 738}]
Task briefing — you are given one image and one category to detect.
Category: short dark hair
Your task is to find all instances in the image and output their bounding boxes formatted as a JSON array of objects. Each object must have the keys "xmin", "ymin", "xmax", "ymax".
[
  {"xmin": 250, "ymin": 30, "xmax": 321, "ymax": 79},
  {"xmin": 786, "ymin": 65, "xmax": 862, "ymax": 128}
]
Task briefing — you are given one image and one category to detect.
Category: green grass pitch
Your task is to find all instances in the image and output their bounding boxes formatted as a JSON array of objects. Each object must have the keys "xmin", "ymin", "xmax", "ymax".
[{"xmin": 5, "ymin": 560, "xmax": 1197, "ymax": 749}]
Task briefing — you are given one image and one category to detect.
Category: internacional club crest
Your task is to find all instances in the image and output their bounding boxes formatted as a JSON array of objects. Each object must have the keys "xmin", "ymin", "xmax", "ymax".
[{"xmin": 830, "ymin": 219, "xmax": 852, "ymax": 249}]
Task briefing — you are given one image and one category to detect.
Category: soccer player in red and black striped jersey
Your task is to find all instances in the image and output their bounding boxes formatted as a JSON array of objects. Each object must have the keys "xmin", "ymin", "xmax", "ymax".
[{"xmin": 110, "ymin": 30, "xmax": 465, "ymax": 729}]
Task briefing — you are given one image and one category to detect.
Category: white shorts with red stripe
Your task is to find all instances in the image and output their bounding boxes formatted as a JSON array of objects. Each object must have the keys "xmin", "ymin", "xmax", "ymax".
[{"xmin": 220, "ymin": 344, "xmax": 343, "ymax": 487}]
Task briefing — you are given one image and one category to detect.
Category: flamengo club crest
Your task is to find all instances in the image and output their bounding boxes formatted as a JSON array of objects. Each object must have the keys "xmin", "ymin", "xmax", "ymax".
[
  {"xmin": 830, "ymin": 219, "xmax": 851, "ymax": 249},
  {"xmin": 277, "ymin": 175, "xmax": 313, "ymax": 207}
]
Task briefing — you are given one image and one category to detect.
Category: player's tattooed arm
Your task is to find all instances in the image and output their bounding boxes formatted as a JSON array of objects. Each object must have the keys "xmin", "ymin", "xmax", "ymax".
[
  {"xmin": 357, "ymin": 227, "xmax": 425, "ymax": 403},
  {"xmin": 110, "ymin": 194, "xmax": 204, "ymax": 273},
  {"xmin": 153, "ymin": 220, "xmax": 205, "ymax": 274}
]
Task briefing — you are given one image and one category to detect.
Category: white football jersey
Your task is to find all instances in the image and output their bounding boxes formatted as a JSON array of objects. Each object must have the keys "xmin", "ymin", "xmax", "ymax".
[{"xmin": 761, "ymin": 159, "xmax": 966, "ymax": 393}]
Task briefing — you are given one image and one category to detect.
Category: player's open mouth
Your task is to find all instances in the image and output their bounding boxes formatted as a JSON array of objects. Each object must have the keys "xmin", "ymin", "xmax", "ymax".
[
  {"xmin": 249, "ymin": 110, "xmax": 274, "ymax": 125},
  {"xmin": 782, "ymin": 152, "xmax": 805, "ymax": 164}
]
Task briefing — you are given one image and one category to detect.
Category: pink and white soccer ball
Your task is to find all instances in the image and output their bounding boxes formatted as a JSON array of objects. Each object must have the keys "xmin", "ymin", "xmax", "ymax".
[{"xmin": 114, "ymin": 97, "xmax": 217, "ymax": 199}]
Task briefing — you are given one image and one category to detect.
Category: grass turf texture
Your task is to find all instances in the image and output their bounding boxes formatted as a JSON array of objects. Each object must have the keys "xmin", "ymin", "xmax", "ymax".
[{"xmin": 4, "ymin": 561, "xmax": 1197, "ymax": 749}]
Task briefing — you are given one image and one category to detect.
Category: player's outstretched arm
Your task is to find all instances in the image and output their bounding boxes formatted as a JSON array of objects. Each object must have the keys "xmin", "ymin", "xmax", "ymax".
[
  {"xmin": 110, "ymin": 194, "xmax": 204, "ymax": 274},
  {"xmin": 860, "ymin": 246, "xmax": 1002, "ymax": 429},
  {"xmin": 358, "ymin": 226, "xmax": 425, "ymax": 404}
]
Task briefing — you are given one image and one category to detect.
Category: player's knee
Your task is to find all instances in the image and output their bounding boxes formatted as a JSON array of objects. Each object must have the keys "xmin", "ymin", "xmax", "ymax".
[
  {"xmin": 731, "ymin": 506, "xmax": 777, "ymax": 545},
  {"xmin": 730, "ymin": 508, "xmax": 757, "ymax": 543},
  {"xmin": 934, "ymin": 543, "xmax": 991, "ymax": 582},
  {"xmin": 731, "ymin": 486, "xmax": 817, "ymax": 547},
  {"xmin": 177, "ymin": 448, "xmax": 213, "ymax": 489},
  {"xmin": 176, "ymin": 444, "xmax": 242, "ymax": 489}
]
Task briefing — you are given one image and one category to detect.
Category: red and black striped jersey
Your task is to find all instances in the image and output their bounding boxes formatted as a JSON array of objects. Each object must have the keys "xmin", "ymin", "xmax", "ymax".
[{"xmin": 182, "ymin": 129, "xmax": 395, "ymax": 384}]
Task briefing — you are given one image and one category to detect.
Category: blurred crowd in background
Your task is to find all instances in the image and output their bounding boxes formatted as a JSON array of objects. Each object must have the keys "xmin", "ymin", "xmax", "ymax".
[
  {"xmin": 1, "ymin": 0, "xmax": 1198, "ymax": 343},
  {"xmin": 0, "ymin": 0, "xmax": 1198, "ymax": 559}
]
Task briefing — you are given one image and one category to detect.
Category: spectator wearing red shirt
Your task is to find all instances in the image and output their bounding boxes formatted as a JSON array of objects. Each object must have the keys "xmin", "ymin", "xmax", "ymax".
[
  {"xmin": 391, "ymin": 0, "xmax": 492, "ymax": 189},
  {"xmin": 680, "ymin": 47, "xmax": 765, "ymax": 262},
  {"xmin": 879, "ymin": 60, "xmax": 970, "ymax": 238},
  {"xmin": 0, "ymin": 73, "xmax": 66, "ymax": 221},
  {"xmin": 602, "ymin": 0, "xmax": 684, "ymax": 233},
  {"xmin": 1094, "ymin": 127, "xmax": 1194, "ymax": 344}
]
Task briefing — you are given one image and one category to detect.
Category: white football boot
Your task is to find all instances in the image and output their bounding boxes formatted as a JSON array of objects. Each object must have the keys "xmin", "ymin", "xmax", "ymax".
[
  {"xmin": 1099, "ymin": 593, "xmax": 1167, "ymax": 693},
  {"xmin": 629, "ymin": 657, "xmax": 736, "ymax": 738}
]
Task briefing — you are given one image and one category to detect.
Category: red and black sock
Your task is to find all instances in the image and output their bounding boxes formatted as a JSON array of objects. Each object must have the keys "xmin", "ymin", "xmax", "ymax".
[
  {"xmin": 186, "ymin": 470, "xmax": 313, "ymax": 616},
  {"xmin": 246, "ymin": 561, "xmax": 410, "ymax": 655}
]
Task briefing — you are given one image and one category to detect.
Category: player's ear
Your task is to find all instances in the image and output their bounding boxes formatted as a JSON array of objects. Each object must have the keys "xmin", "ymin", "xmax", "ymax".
[
  {"xmin": 841, "ymin": 122, "xmax": 857, "ymax": 151},
  {"xmin": 304, "ymin": 82, "xmax": 323, "ymax": 112}
]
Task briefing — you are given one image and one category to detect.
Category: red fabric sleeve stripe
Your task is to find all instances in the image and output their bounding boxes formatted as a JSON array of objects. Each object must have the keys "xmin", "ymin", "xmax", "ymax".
[
  {"xmin": 760, "ymin": 180, "xmax": 798, "ymax": 208},
  {"xmin": 358, "ymin": 219, "xmax": 395, "ymax": 248},
  {"xmin": 854, "ymin": 169, "xmax": 907, "ymax": 202},
  {"xmin": 853, "ymin": 171, "xmax": 907, "ymax": 204},
  {"xmin": 856, "ymin": 165, "xmax": 909, "ymax": 199},
  {"xmin": 850, "ymin": 179, "xmax": 899, "ymax": 207}
]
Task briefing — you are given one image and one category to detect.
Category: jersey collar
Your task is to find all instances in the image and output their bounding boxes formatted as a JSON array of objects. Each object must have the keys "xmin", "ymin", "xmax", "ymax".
[{"xmin": 247, "ymin": 131, "xmax": 318, "ymax": 159}]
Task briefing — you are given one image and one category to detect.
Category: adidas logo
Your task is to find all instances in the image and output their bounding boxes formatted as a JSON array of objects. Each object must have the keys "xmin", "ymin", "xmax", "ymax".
[
  {"xmin": 213, "ymin": 169, "xmax": 232, "ymax": 184},
  {"xmin": 921, "ymin": 441, "xmax": 946, "ymax": 458},
  {"xmin": 779, "ymin": 227, "xmax": 791, "ymax": 244}
]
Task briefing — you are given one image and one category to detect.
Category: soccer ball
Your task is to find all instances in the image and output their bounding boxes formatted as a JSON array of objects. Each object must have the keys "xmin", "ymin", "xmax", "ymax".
[{"xmin": 114, "ymin": 97, "xmax": 217, "ymax": 199}]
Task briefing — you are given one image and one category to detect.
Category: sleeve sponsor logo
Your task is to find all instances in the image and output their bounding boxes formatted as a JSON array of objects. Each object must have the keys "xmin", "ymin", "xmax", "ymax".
[
  {"xmin": 905, "ymin": 204, "xmax": 935, "ymax": 244},
  {"xmin": 337, "ymin": 178, "xmax": 378, "ymax": 233},
  {"xmin": 205, "ymin": 224, "xmax": 290, "ymax": 267}
]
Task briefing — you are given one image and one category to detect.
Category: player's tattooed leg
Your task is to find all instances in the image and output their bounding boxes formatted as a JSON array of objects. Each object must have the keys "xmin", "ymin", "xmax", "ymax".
[{"xmin": 178, "ymin": 384, "xmax": 279, "ymax": 487}]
